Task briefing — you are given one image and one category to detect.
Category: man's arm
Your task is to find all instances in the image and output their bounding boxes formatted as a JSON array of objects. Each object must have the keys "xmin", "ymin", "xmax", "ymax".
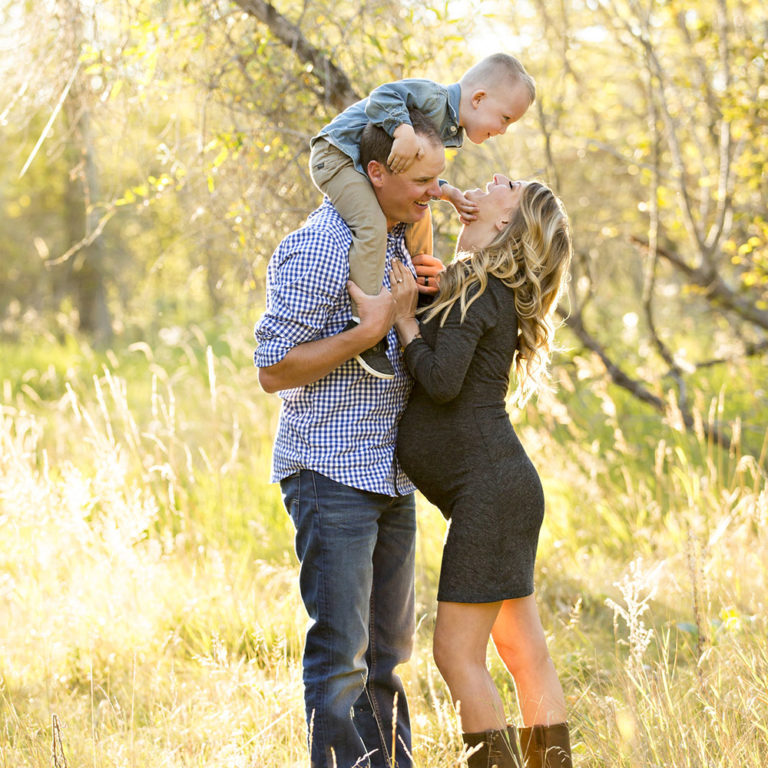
[{"xmin": 258, "ymin": 282, "xmax": 395, "ymax": 393}]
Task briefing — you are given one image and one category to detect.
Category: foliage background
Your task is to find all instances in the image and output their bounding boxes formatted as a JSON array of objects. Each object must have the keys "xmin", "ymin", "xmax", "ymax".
[{"xmin": 1, "ymin": 0, "xmax": 767, "ymax": 766}]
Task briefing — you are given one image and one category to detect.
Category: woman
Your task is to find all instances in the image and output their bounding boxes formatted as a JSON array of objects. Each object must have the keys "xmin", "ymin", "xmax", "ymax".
[{"xmin": 390, "ymin": 174, "xmax": 573, "ymax": 768}]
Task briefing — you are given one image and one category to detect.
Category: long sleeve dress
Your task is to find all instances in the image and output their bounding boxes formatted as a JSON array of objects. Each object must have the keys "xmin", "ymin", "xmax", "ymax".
[{"xmin": 397, "ymin": 275, "xmax": 545, "ymax": 603}]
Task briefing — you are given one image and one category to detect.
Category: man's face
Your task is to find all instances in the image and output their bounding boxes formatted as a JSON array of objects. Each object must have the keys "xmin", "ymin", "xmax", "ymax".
[{"xmin": 368, "ymin": 140, "xmax": 445, "ymax": 229}]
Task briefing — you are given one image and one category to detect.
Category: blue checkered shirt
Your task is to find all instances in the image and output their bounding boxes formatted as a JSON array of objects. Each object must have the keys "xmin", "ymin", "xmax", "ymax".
[{"xmin": 254, "ymin": 200, "xmax": 417, "ymax": 497}]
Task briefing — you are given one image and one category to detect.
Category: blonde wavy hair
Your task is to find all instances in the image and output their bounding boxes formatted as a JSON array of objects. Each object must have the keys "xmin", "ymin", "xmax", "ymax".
[{"xmin": 422, "ymin": 181, "xmax": 572, "ymax": 404}]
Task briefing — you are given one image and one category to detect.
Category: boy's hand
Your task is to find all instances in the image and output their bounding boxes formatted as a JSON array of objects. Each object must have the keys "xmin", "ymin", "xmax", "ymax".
[
  {"xmin": 441, "ymin": 184, "xmax": 479, "ymax": 224},
  {"xmin": 411, "ymin": 253, "xmax": 444, "ymax": 296},
  {"xmin": 388, "ymin": 123, "xmax": 423, "ymax": 173}
]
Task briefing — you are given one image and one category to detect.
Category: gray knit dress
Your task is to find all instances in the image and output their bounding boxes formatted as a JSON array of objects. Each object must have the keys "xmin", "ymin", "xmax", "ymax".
[{"xmin": 397, "ymin": 275, "xmax": 545, "ymax": 603}]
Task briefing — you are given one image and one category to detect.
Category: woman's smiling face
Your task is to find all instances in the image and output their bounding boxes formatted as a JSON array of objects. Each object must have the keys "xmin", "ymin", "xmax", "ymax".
[{"xmin": 457, "ymin": 175, "xmax": 527, "ymax": 251}]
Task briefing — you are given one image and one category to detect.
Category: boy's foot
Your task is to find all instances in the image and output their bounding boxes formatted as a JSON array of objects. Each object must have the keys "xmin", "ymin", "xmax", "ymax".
[{"xmin": 344, "ymin": 320, "xmax": 395, "ymax": 379}]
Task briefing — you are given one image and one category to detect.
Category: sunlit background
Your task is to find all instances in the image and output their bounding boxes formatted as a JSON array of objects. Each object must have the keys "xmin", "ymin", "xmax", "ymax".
[{"xmin": 1, "ymin": 1, "xmax": 767, "ymax": 765}]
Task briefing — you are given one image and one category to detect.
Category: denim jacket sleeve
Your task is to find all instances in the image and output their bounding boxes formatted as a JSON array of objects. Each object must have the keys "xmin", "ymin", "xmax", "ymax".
[{"xmin": 364, "ymin": 79, "xmax": 450, "ymax": 136}]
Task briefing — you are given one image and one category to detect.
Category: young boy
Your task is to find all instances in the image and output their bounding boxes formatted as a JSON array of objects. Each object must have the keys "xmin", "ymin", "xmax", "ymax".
[{"xmin": 309, "ymin": 53, "xmax": 536, "ymax": 379}]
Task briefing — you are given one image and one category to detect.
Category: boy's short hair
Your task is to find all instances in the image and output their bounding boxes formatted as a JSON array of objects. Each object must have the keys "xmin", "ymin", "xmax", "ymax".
[
  {"xmin": 461, "ymin": 53, "xmax": 536, "ymax": 103},
  {"xmin": 360, "ymin": 108, "xmax": 442, "ymax": 172}
]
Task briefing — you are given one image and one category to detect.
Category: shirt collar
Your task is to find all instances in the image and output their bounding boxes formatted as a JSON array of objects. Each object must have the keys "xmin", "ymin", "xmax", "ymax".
[{"xmin": 446, "ymin": 83, "xmax": 462, "ymax": 126}]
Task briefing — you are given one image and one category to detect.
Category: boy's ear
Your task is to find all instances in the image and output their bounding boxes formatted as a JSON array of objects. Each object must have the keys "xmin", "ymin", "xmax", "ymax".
[
  {"xmin": 471, "ymin": 89, "xmax": 487, "ymax": 108},
  {"xmin": 367, "ymin": 160, "xmax": 387, "ymax": 188}
]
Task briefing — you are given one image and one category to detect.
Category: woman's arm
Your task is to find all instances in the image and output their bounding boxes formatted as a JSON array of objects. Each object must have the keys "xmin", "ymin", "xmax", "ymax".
[{"xmin": 390, "ymin": 261, "xmax": 495, "ymax": 404}]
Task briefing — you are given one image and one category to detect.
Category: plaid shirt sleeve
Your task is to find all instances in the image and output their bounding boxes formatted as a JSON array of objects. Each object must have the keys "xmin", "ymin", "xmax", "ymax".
[{"xmin": 254, "ymin": 223, "xmax": 349, "ymax": 368}]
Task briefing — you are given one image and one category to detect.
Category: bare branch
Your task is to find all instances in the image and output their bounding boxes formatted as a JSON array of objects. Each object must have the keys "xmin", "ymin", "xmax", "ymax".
[
  {"xmin": 535, "ymin": 98, "xmax": 561, "ymax": 192},
  {"xmin": 642, "ymin": 61, "xmax": 681, "ymax": 378},
  {"xmin": 558, "ymin": 306, "xmax": 664, "ymax": 411},
  {"xmin": 231, "ymin": 0, "xmax": 361, "ymax": 111},
  {"xmin": 560, "ymin": 306, "xmax": 732, "ymax": 450},
  {"xmin": 46, "ymin": 206, "xmax": 117, "ymax": 267},
  {"xmin": 696, "ymin": 339, "xmax": 768, "ymax": 369},
  {"xmin": 704, "ymin": 0, "xmax": 734, "ymax": 255},
  {"xmin": 630, "ymin": 236, "xmax": 768, "ymax": 331},
  {"xmin": 596, "ymin": 0, "xmax": 707, "ymax": 256},
  {"xmin": 672, "ymin": 10, "xmax": 719, "ymax": 146},
  {"xmin": 19, "ymin": 58, "xmax": 81, "ymax": 178}
]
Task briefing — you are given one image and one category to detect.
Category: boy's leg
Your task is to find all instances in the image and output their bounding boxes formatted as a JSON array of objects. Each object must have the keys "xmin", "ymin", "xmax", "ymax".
[
  {"xmin": 310, "ymin": 140, "xmax": 387, "ymax": 299},
  {"xmin": 310, "ymin": 139, "xmax": 393, "ymax": 379},
  {"xmin": 403, "ymin": 207, "xmax": 433, "ymax": 260}
]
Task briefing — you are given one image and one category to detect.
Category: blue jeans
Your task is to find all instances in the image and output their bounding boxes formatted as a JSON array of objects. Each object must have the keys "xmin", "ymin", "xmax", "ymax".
[{"xmin": 281, "ymin": 470, "xmax": 416, "ymax": 768}]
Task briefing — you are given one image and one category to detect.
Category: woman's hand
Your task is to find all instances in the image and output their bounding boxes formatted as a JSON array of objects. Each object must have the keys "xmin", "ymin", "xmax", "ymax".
[
  {"xmin": 389, "ymin": 260, "xmax": 422, "ymax": 347},
  {"xmin": 390, "ymin": 260, "xmax": 418, "ymax": 319},
  {"xmin": 411, "ymin": 252, "xmax": 445, "ymax": 295}
]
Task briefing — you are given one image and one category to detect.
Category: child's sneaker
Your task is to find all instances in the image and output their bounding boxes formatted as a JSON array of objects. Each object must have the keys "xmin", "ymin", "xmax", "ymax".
[{"xmin": 343, "ymin": 320, "xmax": 395, "ymax": 379}]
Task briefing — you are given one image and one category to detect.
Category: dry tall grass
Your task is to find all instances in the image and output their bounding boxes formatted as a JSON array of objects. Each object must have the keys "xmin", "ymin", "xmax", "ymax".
[{"xmin": 0, "ymin": 330, "xmax": 766, "ymax": 766}]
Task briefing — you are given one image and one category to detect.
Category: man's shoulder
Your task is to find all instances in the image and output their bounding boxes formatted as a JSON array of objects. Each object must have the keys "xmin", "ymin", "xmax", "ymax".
[{"xmin": 276, "ymin": 202, "xmax": 352, "ymax": 262}]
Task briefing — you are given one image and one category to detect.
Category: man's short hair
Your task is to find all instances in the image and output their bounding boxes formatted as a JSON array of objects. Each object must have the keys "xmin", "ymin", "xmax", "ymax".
[
  {"xmin": 360, "ymin": 108, "xmax": 442, "ymax": 172},
  {"xmin": 461, "ymin": 53, "xmax": 536, "ymax": 103}
]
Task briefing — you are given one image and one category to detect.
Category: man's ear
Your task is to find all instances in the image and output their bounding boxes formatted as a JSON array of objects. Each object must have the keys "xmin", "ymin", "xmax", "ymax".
[
  {"xmin": 471, "ymin": 89, "xmax": 487, "ymax": 109},
  {"xmin": 367, "ymin": 160, "xmax": 387, "ymax": 188}
]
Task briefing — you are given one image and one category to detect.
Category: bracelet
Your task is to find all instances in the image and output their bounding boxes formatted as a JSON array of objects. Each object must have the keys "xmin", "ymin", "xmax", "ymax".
[{"xmin": 400, "ymin": 331, "xmax": 421, "ymax": 354}]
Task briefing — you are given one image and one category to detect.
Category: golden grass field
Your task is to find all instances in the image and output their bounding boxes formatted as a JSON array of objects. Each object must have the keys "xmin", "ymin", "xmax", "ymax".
[{"xmin": 1, "ymin": 327, "xmax": 766, "ymax": 766}]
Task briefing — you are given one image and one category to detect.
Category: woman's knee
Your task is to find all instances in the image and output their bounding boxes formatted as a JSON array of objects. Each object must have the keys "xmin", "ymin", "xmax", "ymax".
[
  {"xmin": 432, "ymin": 628, "xmax": 454, "ymax": 676},
  {"xmin": 433, "ymin": 626, "xmax": 486, "ymax": 680},
  {"xmin": 494, "ymin": 631, "xmax": 552, "ymax": 677}
]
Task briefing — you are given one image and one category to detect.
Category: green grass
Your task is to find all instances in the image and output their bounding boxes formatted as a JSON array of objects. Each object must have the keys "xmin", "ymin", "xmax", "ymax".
[{"xmin": 1, "ymin": 329, "xmax": 766, "ymax": 766}]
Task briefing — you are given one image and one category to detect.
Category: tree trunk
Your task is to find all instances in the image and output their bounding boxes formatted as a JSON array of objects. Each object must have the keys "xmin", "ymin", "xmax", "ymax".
[{"xmin": 62, "ymin": 95, "xmax": 113, "ymax": 345}]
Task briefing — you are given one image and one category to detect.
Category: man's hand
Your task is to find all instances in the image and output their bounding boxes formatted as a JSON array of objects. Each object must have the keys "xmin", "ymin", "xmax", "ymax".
[
  {"xmin": 258, "ymin": 283, "xmax": 395, "ymax": 393},
  {"xmin": 347, "ymin": 281, "xmax": 397, "ymax": 343},
  {"xmin": 387, "ymin": 123, "xmax": 424, "ymax": 174},
  {"xmin": 411, "ymin": 252, "xmax": 445, "ymax": 295},
  {"xmin": 440, "ymin": 183, "xmax": 479, "ymax": 224}
]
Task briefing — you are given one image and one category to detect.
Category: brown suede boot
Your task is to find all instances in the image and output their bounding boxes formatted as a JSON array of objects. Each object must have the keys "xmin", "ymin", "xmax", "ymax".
[
  {"xmin": 518, "ymin": 722, "xmax": 572, "ymax": 768},
  {"xmin": 462, "ymin": 727, "xmax": 522, "ymax": 767}
]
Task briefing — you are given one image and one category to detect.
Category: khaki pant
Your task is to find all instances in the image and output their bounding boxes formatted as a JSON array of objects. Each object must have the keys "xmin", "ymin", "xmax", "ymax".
[{"xmin": 310, "ymin": 139, "xmax": 433, "ymax": 310}]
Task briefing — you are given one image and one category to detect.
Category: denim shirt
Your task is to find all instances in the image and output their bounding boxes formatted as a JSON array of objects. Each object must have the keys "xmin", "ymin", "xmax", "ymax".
[{"xmin": 312, "ymin": 79, "xmax": 464, "ymax": 174}]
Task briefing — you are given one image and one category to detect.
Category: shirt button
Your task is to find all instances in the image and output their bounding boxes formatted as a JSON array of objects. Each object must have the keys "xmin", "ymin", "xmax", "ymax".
[{"xmin": 450, "ymin": 126, "xmax": 457, "ymax": 134}]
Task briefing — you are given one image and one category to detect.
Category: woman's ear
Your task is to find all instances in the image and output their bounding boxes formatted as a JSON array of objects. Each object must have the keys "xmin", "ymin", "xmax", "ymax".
[{"xmin": 495, "ymin": 218, "xmax": 509, "ymax": 232}]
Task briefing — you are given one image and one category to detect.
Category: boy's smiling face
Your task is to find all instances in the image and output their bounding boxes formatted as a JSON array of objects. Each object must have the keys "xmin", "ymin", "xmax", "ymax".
[{"xmin": 462, "ymin": 80, "xmax": 532, "ymax": 144}]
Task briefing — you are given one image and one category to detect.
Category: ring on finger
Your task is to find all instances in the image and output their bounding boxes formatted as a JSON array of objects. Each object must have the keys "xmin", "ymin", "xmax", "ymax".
[{"xmin": 424, "ymin": 276, "xmax": 429, "ymax": 286}]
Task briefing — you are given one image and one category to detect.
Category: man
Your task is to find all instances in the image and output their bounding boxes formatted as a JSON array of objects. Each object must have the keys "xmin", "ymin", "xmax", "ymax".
[{"xmin": 254, "ymin": 109, "xmax": 445, "ymax": 768}]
